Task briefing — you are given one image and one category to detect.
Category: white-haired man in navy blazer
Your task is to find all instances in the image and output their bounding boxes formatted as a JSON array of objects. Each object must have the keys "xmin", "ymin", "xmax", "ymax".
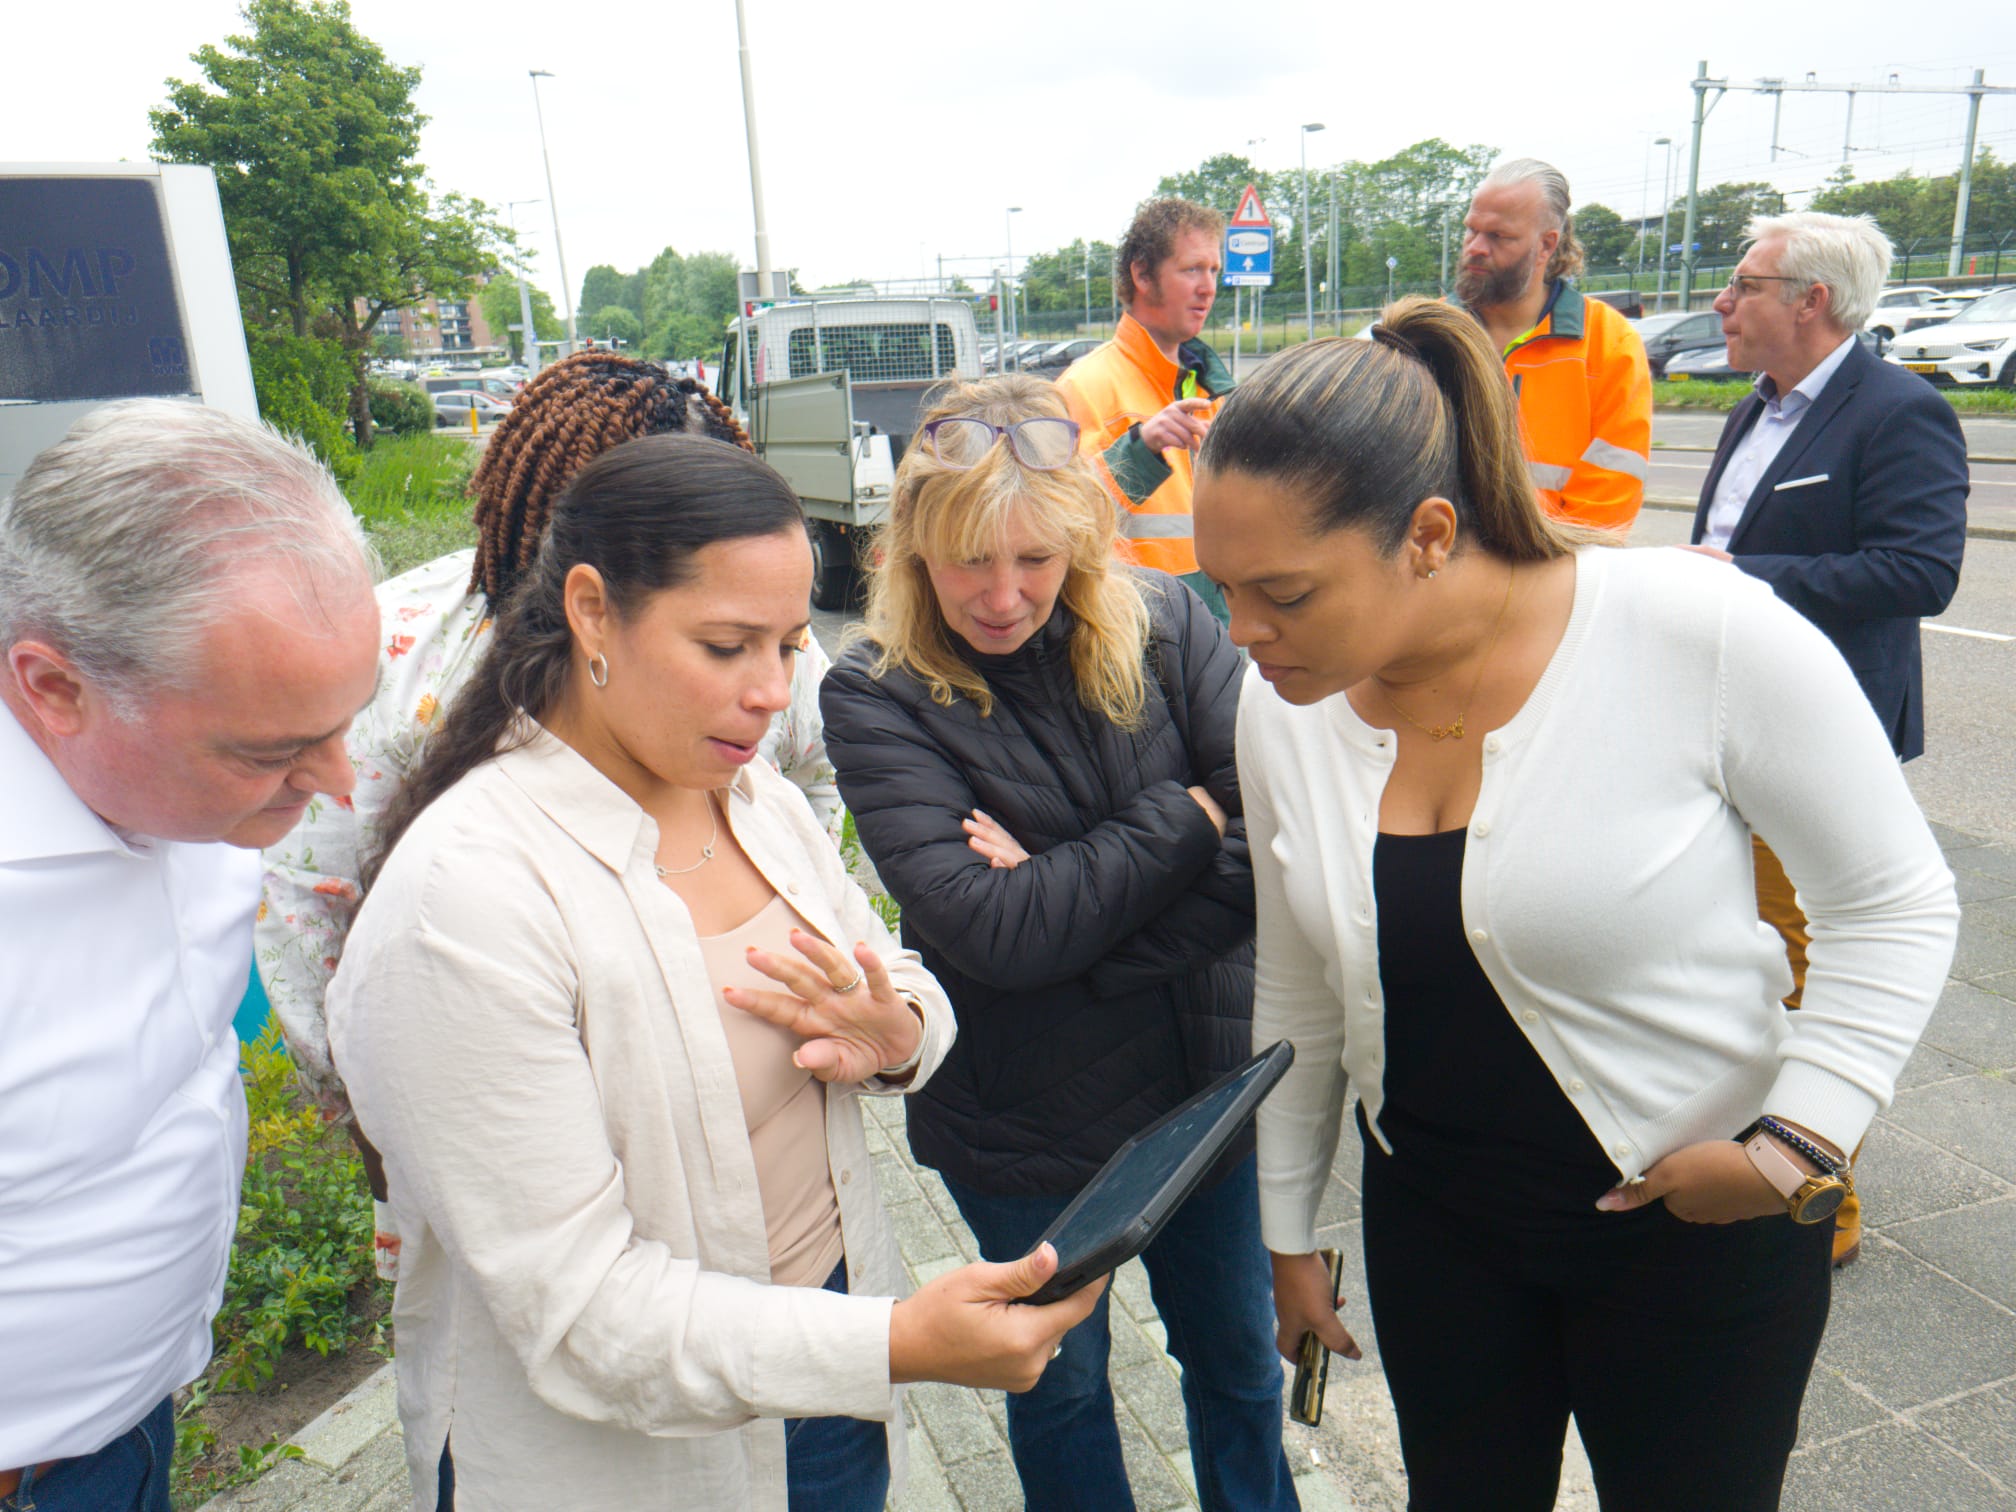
[{"xmin": 1686, "ymin": 210, "xmax": 1969, "ymax": 1268}]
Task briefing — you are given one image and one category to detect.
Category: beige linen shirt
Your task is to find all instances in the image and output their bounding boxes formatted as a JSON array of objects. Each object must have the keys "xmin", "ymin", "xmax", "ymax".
[{"xmin": 326, "ymin": 725, "xmax": 952, "ymax": 1511}]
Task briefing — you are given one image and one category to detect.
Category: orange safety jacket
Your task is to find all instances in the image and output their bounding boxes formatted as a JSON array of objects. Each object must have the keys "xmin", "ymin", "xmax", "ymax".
[
  {"xmin": 1054, "ymin": 314, "xmax": 1235, "ymax": 577},
  {"xmin": 1485, "ymin": 282, "xmax": 1652, "ymax": 531}
]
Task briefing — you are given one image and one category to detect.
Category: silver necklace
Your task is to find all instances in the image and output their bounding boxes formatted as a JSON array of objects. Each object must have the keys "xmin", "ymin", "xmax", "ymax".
[{"xmin": 654, "ymin": 795, "xmax": 719, "ymax": 877}]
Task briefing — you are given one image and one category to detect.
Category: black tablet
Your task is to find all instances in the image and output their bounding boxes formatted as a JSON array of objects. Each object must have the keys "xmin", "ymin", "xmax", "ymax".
[{"xmin": 1021, "ymin": 1041, "xmax": 1295, "ymax": 1307}]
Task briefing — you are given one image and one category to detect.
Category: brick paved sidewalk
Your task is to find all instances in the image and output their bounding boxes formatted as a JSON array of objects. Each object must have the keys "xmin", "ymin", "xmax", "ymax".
[{"xmin": 203, "ymin": 825, "xmax": 2016, "ymax": 1511}]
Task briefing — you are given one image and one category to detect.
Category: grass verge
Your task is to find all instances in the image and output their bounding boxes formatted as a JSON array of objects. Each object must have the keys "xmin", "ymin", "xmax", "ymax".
[
  {"xmin": 346, "ymin": 432, "xmax": 481, "ymax": 575},
  {"xmin": 1657, "ymin": 378, "xmax": 2016, "ymax": 414}
]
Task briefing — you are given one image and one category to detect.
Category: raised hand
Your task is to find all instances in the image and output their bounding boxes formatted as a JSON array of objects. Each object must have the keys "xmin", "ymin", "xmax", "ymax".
[{"xmin": 724, "ymin": 930, "xmax": 922, "ymax": 1084}]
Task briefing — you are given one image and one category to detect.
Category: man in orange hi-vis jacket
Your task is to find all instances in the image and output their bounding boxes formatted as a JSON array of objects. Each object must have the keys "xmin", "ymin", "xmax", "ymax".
[
  {"xmin": 1457, "ymin": 158, "xmax": 1652, "ymax": 531},
  {"xmin": 1056, "ymin": 198, "xmax": 1235, "ymax": 620}
]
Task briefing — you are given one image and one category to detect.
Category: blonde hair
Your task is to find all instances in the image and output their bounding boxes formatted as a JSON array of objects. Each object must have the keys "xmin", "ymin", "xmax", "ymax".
[
  {"xmin": 862, "ymin": 374, "xmax": 1152, "ymax": 725},
  {"xmin": 1201, "ymin": 296, "xmax": 1595, "ymax": 562}
]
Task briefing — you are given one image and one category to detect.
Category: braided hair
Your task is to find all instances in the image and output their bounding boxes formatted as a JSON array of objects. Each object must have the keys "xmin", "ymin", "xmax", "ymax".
[{"xmin": 467, "ymin": 350, "xmax": 753, "ymax": 604}]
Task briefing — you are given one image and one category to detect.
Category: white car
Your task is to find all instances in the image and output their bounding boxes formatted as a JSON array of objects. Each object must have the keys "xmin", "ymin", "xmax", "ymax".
[
  {"xmin": 1862, "ymin": 286, "xmax": 1948, "ymax": 342},
  {"xmin": 1886, "ymin": 286, "xmax": 2016, "ymax": 388}
]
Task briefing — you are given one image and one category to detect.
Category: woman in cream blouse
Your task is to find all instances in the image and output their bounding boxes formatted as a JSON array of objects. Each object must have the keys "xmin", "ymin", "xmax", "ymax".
[{"xmin": 327, "ymin": 434, "xmax": 1099, "ymax": 1512}]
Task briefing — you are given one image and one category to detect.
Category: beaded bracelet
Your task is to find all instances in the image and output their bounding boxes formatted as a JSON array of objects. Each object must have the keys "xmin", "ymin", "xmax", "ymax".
[{"xmin": 1758, "ymin": 1115, "xmax": 1849, "ymax": 1175}]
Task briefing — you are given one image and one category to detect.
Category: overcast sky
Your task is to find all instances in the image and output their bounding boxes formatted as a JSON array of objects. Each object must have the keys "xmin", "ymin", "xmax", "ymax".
[{"xmin": 8, "ymin": 0, "xmax": 2016, "ymax": 305}]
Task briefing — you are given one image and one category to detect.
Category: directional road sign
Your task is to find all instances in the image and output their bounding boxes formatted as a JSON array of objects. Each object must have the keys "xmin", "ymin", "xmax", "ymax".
[{"xmin": 1225, "ymin": 182, "xmax": 1274, "ymax": 288}]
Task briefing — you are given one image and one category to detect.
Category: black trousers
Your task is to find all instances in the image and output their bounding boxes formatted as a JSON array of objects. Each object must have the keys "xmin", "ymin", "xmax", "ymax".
[{"xmin": 1360, "ymin": 1136, "xmax": 1834, "ymax": 1512}]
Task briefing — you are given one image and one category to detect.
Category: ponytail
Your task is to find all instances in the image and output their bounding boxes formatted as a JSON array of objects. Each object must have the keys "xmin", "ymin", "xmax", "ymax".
[
  {"xmin": 1546, "ymin": 216, "xmax": 1586, "ymax": 282},
  {"xmin": 1200, "ymin": 296, "xmax": 1587, "ymax": 564}
]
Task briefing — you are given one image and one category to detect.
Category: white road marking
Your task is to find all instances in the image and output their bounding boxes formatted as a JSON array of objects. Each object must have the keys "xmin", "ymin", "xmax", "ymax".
[{"xmin": 1924, "ymin": 623, "xmax": 2015, "ymax": 642}]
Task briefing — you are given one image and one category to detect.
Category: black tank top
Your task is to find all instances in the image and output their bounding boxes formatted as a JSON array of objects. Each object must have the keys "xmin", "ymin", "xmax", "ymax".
[{"xmin": 1366, "ymin": 828, "xmax": 1619, "ymax": 1217}]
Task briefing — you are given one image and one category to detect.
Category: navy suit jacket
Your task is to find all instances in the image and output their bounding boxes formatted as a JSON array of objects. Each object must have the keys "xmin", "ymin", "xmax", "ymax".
[{"xmin": 1691, "ymin": 341, "xmax": 1968, "ymax": 760}]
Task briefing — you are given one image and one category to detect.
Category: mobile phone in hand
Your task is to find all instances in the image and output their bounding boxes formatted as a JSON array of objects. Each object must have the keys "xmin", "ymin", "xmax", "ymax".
[{"xmin": 1289, "ymin": 1248, "xmax": 1345, "ymax": 1427}]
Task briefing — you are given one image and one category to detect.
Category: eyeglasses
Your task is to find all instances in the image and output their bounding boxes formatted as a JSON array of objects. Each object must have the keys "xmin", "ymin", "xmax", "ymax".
[
  {"xmin": 923, "ymin": 416, "xmax": 1081, "ymax": 471},
  {"xmin": 1723, "ymin": 274, "xmax": 1809, "ymax": 299}
]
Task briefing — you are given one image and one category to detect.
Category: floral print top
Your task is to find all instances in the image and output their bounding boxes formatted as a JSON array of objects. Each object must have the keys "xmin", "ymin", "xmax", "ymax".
[{"xmin": 257, "ymin": 547, "xmax": 841, "ymax": 1118}]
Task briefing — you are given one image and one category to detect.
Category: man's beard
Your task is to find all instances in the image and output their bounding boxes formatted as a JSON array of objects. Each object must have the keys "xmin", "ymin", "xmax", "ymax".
[{"xmin": 1455, "ymin": 246, "xmax": 1541, "ymax": 310}]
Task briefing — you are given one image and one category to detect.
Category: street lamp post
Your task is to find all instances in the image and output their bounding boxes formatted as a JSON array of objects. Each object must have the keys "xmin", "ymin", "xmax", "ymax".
[
  {"xmin": 1300, "ymin": 123, "xmax": 1325, "ymax": 344},
  {"xmin": 1654, "ymin": 136, "xmax": 1675, "ymax": 312},
  {"xmin": 1005, "ymin": 207, "xmax": 1022, "ymax": 365},
  {"xmin": 732, "ymin": 0, "xmax": 774, "ymax": 293},
  {"xmin": 505, "ymin": 198, "xmax": 542, "ymax": 370},
  {"xmin": 1083, "ymin": 242, "xmax": 1091, "ymax": 333},
  {"xmin": 527, "ymin": 70, "xmax": 577, "ymax": 358}
]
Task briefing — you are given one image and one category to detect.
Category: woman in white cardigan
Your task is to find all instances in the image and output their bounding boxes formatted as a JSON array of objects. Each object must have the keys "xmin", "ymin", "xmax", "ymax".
[
  {"xmin": 1189, "ymin": 298, "xmax": 1957, "ymax": 1512},
  {"xmin": 327, "ymin": 435, "xmax": 1100, "ymax": 1512}
]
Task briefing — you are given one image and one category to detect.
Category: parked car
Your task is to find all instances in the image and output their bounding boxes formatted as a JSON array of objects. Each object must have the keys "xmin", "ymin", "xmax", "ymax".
[
  {"xmin": 1886, "ymin": 285, "xmax": 2016, "ymax": 388},
  {"xmin": 1026, "ymin": 337, "xmax": 1103, "ymax": 374},
  {"xmin": 1630, "ymin": 311, "xmax": 1726, "ymax": 379},
  {"xmin": 1862, "ymin": 286, "xmax": 1948, "ymax": 342},
  {"xmin": 433, "ymin": 390, "xmax": 513, "ymax": 427},
  {"xmin": 1665, "ymin": 327, "xmax": 1883, "ymax": 383}
]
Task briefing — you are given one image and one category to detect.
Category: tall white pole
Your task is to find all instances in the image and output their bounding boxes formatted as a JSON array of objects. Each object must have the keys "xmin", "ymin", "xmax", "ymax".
[
  {"xmin": 1656, "ymin": 138, "xmax": 1674, "ymax": 312},
  {"xmin": 733, "ymin": 0, "xmax": 774, "ymax": 290},
  {"xmin": 1300, "ymin": 123, "xmax": 1324, "ymax": 345},
  {"xmin": 527, "ymin": 72, "xmax": 576, "ymax": 357},
  {"xmin": 506, "ymin": 198, "xmax": 542, "ymax": 370},
  {"xmin": 1005, "ymin": 207, "xmax": 1021, "ymax": 363}
]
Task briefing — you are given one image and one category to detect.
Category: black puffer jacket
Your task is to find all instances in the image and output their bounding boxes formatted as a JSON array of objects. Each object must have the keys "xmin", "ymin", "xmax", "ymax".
[{"xmin": 820, "ymin": 572, "xmax": 1254, "ymax": 1196}]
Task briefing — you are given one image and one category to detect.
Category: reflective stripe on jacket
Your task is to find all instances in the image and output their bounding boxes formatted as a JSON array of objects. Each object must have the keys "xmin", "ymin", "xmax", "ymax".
[
  {"xmin": 1054, "ymin": 314, "xmax": 1235, "ymax": 575},
  {"xmin": 1496, "ymin": 283, "xmax": 1653, "ymax": 531}
]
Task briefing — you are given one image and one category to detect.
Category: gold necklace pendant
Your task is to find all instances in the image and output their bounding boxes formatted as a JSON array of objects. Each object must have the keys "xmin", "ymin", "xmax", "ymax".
[{"xmin": 1426, "ymin": 716, "xmax": 1464, "ymax": 741}]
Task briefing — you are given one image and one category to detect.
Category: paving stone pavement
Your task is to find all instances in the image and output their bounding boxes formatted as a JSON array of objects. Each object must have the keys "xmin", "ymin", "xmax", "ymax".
[{"xmin": 203, "ymin": 826, "xmax": 2016, "ymax": 1511}]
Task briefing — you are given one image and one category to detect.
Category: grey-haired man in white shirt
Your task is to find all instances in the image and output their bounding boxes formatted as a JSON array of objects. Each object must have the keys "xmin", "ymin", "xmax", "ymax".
[{"xmin": 0, "ymin": 402, "xmax": 379, "ymax": 1512}]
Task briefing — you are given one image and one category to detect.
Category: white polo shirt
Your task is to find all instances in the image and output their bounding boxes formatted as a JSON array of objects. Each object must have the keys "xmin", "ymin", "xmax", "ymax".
[{"xmin": 0, "ymin": 705, "xmax": 257, "ymax": 1464}]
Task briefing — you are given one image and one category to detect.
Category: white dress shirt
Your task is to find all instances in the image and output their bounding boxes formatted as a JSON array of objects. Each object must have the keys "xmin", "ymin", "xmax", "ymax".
[
  {"xmin": 1238, "ymin": 546, "xmax": 1957, "ymax": 1255},
  {"xmin": 1702, "ymin": 335, "xmax": 1858, "ymax": 550},
  {"xmin": 0, "ymin": 705, "xmax": 256, "ymax": 1464},
  {"xmin": 327, "ymin": 726, "xmax": 955, "ymax": 1511}
]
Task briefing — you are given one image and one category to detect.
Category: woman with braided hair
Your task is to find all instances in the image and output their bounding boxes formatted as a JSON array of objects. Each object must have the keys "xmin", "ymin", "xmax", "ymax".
[{"xmin": 257, "ymin": 350, "xmax": 841, "ymax": 1272}]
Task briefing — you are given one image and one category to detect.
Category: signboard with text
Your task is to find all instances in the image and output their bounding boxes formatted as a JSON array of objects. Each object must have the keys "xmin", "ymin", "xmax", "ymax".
[
  {"xmin": 0, "ymin": 164, "xmax": 256, "ymax": 500},
  {"xmin": 1224, "ymin": 183, "xmax": 1274, "ymax": 288},
  {"xmin": 0, "ymin": 177, "xmax": 195, "ymax": 404}
]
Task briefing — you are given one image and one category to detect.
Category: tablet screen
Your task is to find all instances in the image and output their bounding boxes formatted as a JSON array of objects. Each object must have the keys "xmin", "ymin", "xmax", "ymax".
[{"xmin": 1037, "ymin": 1045, "xmax": 1289, "ymax": 1281}]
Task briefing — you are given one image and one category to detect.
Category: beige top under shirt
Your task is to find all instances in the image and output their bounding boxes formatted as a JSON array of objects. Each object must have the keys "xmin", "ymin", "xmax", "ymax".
[{"xmin": 699, "ymin": 894, "xmax": 846, "ymax": 1289}]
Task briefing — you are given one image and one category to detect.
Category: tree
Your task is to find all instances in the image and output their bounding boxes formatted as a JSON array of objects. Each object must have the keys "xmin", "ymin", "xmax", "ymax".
[
  {"xmin": 1672, "ymin": 181, "xmax": 1786, "ymax": 263},
  {"xmin": 1574, "ymin": 204, "xmax": 1633, "ymax": 269},
  {"xmin": 151, "ymin": 0, "xmax": 503, "ymax": 446},
  {"xmin": 476, "ymin": 275, "xmax": 563, "ymax": 362},
  {"xmin": 578, "ymin": 265, "xmax": 636, "ymax": 324},
  {"xmin": 589, "ymin": 305, "xmax": 644, "ymax": 348},
  {"xmin": 1155, "ymin": 154, "xmax": 1278, "ymax": 225}
]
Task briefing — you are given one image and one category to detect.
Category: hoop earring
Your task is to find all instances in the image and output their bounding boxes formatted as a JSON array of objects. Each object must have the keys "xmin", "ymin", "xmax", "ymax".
[{"xmin": 587, "ymin": 652, "xmax": 609, "ymax": 688}]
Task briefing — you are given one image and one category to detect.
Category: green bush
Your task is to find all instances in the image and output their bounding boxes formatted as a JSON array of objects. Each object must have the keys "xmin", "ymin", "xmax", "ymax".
[
  {"xmin": 206, "ymin": 1021, "xmax": 382, "ymax": 1396},
  {"xmin": 368, "ymin": 376, "xmax": 437, "ymax": 436},
  {"xmin": 247, "ymin": 333, "xmax": 360, "ymax": 481}
]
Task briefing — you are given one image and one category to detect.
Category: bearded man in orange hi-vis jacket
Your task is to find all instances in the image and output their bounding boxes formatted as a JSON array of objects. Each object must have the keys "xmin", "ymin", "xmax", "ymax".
[
  {"xmin": 1056, "ymin": 198, "xmax": 1235, "ymax": 620},
  {"xmin": 1457, "ymin": 158, "xmax": 1652, "ymax": 531}
]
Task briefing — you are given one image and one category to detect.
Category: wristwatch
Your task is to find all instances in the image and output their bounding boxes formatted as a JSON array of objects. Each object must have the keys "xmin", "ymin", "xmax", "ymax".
[{"xmin": 1736, "ymin": 1120, "xmax": 1852, "ymax": 1224}]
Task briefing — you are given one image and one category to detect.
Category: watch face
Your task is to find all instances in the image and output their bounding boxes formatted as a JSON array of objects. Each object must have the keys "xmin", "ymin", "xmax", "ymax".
[{"xmin": 1793, "ymin": 1182, "xmax": 1847, "ymax": 1224}]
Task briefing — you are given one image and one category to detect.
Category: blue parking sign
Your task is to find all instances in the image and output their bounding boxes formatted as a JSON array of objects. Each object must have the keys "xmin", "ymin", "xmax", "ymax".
[{"xmin": 1224, "ymin": 225, "xmax": 1273, "ymax": 287}]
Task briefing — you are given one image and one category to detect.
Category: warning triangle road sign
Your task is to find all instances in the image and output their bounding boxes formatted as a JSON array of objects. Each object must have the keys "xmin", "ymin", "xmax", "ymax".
[{"xmin": 1230, "ymin": 184, "xmax": 1270, "ymax": 226}]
